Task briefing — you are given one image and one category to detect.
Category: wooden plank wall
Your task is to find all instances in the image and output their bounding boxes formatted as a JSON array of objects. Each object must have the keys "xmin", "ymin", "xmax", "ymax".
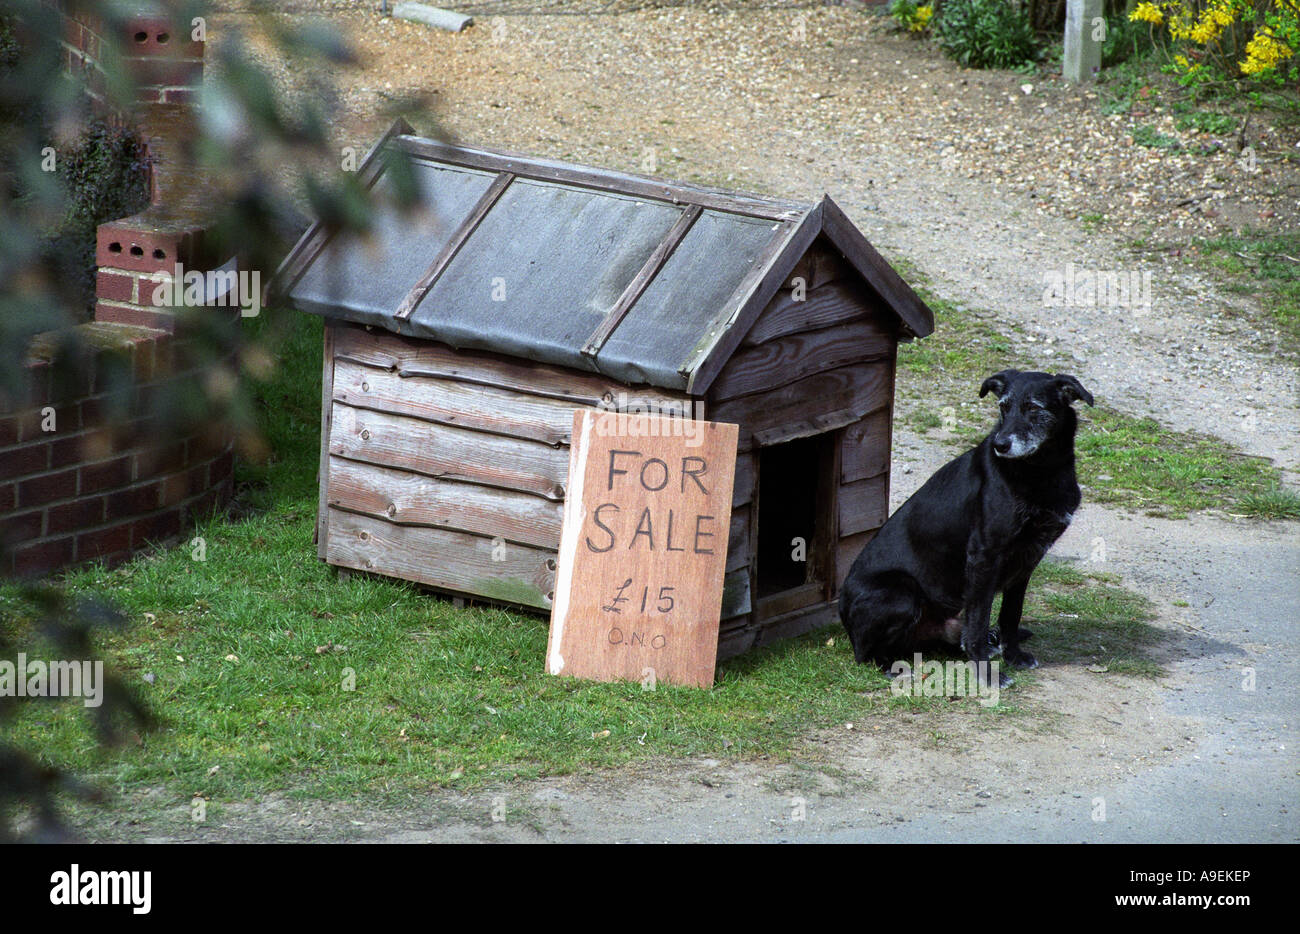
[
  {"xmin": 322, "ymin": 323, "xmax": 691, "ymax": 610},
  {"xmin": 319, "ymin": 235, "xmax": 901, "ymax": 664},
  {"xmin": 709, "ymin": 242, "xmax": 898, "ymax": 658}
]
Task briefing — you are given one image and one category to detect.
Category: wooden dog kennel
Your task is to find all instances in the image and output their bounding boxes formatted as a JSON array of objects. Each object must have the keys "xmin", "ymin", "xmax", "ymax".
[{"xmin": 275, "ymin": 120, "xmax": 934, "ymax": 658}]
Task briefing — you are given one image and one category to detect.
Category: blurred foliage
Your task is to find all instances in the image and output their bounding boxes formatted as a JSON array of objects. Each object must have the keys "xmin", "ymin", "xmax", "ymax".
[
  {"xmin": 0, "ymin": 586, "xmax": 152, "ymax": 842},
  {"xmin": 889, "ymin": 0, "xmax": 936, "ymax": 35},
  {"xmin": 1102, "ymin": 11, "xmax": 1165, "ymax": 66},
  {"xmin": 51, "ymin": 122, "xmax": 151, "ymax": 317},
  {"xmin": 0, "ymin": 0, "xmax": 431, "ymax": 840},
  {"xmin": 935, "ymin": 0, "xmax": 1040, "ymax": 69}
]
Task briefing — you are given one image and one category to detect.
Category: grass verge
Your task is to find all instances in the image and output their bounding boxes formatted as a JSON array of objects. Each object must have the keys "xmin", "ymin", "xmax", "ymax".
[
  {"xmin": 1192, "ymin": 229, "xmax": 1300, "ymax": 361},
  {"xmin": 895, "ymin": 283, "xmax": 1293, "ymax": 519}
]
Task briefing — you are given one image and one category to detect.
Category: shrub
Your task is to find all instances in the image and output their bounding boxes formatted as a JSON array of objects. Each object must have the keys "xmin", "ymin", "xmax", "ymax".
[
  {"xmin": 890, "ymin": 0, "xmax": 935, "ymax": 34},
  {"xmin": 44, "ymin": 121, "xmax": 150, "ymax": 318},
  {"xmin": 1102, "ymin": 11, "xmax": 1163, "ymax": 66},
  {"xmin": 1129, "ymin": 0, "xmax": 1300, "ymax": 86},
  {"xmin": 935, "ymin": 0, "xmax": 1039, "ymax": 69}
]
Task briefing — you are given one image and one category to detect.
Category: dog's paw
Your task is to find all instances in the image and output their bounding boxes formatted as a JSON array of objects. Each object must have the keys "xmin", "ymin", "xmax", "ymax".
[
  {"xmin": 998, "ymin": 670, "xmax": 1014, "ymax": 689},
  {"xmin": 1006, "ymin": 650, "xmax": 1038, "ymax": 670}
]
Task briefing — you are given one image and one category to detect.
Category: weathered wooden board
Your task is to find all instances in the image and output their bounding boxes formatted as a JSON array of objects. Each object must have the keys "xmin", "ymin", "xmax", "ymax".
[
  {"xmin": 326, "ymin": 509, "xmax": 556, "ymax": 609},
  {"xmin": 841, "ymin": 408, "xmax": 892, "ymax": 484},
  {"xmin": 752, "ymin": 406, "xmax": 862, "ymax": 449},
  {"xmin": 820, "ymin": 197, "xmax": 934, "ymax": 338},
  {"xmin": 327, "ymin": 456, "xmax": 564, "ymax": 549},
  {"xmin": 727, "ymin": 505, "xmax": 750, "ymax": 572},
  {"xmin": 334, "ymin": 357, "xmax": 577, "ymax": 447},
  {"xmin": 717, "ymin": 614, "xmax": 759, "ymax": 660},
  {"xmin": 838, "ymin": 472, "xmax": 890, "ymax": 537},
  {"xmin": 782, "ymin": 242, "xmax": 848, "ymax": 293},
  {"xmin": 753, "ymin": 601, "xmax": 838, "ymax": 647},
  {"xmin": 334, "ymin": 323, "xmax": 691, "ymax": 410},
  {"xmin": 709, "ymin": 320, "xmax": 894, "ymax": 402},
  {"xmin": 756, "ymin": 581, "xmax": 824, "ymax": 621},
  {"xmin": 731, "ymin": 451, "xmax": 755, "ymax": 507},
  {"xmin": 317, "ymin": 325, "xmax": 337, "ymax": 560},
  {"xmin": 718, "ymin": 599, "xmax": 836, "ymax": 659},
  {"xmin": 720, "ymin": 566, "xmax": 752, "ymax": 620},
  {"xmin": 547, "ymin": 411, "xmax": 738, "ymax": 689},
  {"xmin": 330, "ymin": 403, "xmax": 569, "ymax": 500},
  {"xmin": 742, "ymin": 281, "xmax": 883, "ymax": 347},
  {"xmin": 836, "ymin": 527, "xmax": 880, "ymax": 587},
  {"xmin": 711, "ymin": 361, "xmax": 891, "ymax": 452}
]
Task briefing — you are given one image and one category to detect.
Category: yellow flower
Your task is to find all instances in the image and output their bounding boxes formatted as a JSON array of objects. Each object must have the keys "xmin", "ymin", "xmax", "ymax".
[
  {"xmin": 1242, "ymin": 30, "xmax": 1295, "ymax": 75},
  {"xmin": 911, "ymin": 5, "xmax": 933, "ymax": 31},
  {"xmin": 1129, "ymin": 2, "xmax": 1164, "ymax": 25}
]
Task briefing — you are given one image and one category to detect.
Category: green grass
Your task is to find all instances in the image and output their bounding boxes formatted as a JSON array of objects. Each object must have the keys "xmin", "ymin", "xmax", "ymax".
[
  {"xmin": 1131, "ymin": 124, "xmax": 1182, "ymax": 151},
  {"xmin": 1018, "ymin": 560, "xmax": 1164, "ymax": 678},
  {"xmin": 1097, "ymin": 57, "xmax": 1162, "ymax": 116},
  {"xmin": 1173, "ymin": 111, "xmax": 1237, "ymax": 135},
  {"xmin": 1074, "ymin": 410, "xmax": 1280, "ymax": 518},
  {"xmin": 1193, "ymin": 230, "xmax": 1300, "ymax": 359},
  {"xmin": 896, "ymin": 288, "xmax": 1292, "ymax": 518},
  {"xmin": 1, "ymin": 310, "xmax": 1173, "ymax": 816},
  {"xmin": 1235, "ymin": 485, "xmax": 1300, "ymax": 520}
]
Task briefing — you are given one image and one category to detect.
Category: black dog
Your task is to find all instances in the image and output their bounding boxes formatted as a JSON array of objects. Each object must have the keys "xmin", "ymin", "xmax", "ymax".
[{"xmin": 839, "ymin": 370, "xmax": 1094, "ymax": 686}]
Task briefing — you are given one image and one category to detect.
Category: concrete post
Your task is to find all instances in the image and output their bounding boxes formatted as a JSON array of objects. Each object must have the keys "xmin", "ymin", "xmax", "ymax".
[{"xmin": 1063, "ymin": 0, "xmax": 1104, "ymax": 83}]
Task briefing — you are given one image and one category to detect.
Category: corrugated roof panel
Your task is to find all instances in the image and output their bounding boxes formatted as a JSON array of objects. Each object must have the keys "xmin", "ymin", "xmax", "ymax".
[
  {"xmin": 406, "ymin": 178, "xmax": 686, "ymax": 372},
  {"xmin": 290, "ymin": 162, "xmax": 498, "ymax": 321},
  {"xmin": 593, "ymin": 210, "xmax": 781, "ymax": 388}
]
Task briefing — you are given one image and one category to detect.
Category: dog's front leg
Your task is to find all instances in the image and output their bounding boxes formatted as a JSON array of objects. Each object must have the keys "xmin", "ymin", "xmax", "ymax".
[
  {"xmin": 959, "ymin": 555, "xmax": 1004, "ymax": 686},
  {"xmin": 997, "ymin": 576, "xmax": 1037, "ymax": 669}
]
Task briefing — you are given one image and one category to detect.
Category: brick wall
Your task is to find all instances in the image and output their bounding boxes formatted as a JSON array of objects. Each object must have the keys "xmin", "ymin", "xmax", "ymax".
[
  {"xmin": 0, "ymin": 327, "xmax": 235, "ymax": 577},
  {"xmin": 2, "ymin": 2, "xmax": 235, "ymax": 579}
]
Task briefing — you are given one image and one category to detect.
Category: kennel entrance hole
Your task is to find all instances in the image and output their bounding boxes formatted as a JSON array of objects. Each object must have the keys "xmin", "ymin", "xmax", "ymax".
[{"xmin": 755, "ymin": 433, "xmax": 835, "ymax": 603}]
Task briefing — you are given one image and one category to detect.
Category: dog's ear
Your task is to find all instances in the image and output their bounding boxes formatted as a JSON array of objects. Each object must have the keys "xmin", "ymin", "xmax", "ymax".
[
  {"xmin": 1054, "ymin": 374, "xmax": 1094, "ymax": 407},
  {"xmin": 979, "ymin": 370, "xmax": 1018, "ymax": 399}
]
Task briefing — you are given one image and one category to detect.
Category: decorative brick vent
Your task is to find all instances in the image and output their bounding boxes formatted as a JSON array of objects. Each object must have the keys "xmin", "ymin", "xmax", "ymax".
[{"xmin": 1, "ymin": 328, "xmax": 234, "ymax": 577}]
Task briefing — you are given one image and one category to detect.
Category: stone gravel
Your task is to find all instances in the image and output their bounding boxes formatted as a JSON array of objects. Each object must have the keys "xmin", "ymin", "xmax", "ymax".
[{"xmin": 220, "ymin": 4, "xmax": 1299, "ymax": 471}]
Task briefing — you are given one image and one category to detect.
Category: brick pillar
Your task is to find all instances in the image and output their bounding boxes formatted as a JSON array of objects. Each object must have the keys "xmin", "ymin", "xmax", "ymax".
[
  {"xmin": 95, "ymin": 216, "xmax": 208, "ymax": 332},
  {"xmin": 0, "ymin": 3, "xmax": 238, "ymax": 578},
  {"xmin": 72, "ymin": 4, "xmax": 227, "ymax": 335}
]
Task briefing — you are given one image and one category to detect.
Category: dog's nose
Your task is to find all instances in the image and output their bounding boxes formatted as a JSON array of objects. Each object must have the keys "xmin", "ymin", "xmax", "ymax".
[{"xmin": 993, "ymin": 438, "xmax": 1011, "ymax": 455}]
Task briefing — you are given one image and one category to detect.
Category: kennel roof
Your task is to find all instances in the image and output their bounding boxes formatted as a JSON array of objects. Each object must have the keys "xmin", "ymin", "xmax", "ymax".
[{"xmin": 275, "ymin": 119, "xmax": 934, "ymax": 394}]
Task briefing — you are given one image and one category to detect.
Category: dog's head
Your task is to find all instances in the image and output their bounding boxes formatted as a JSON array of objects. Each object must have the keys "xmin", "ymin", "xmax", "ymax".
[{"xmin": 979, "ymin": 370, "xmax": 1094, "ymax": 460}]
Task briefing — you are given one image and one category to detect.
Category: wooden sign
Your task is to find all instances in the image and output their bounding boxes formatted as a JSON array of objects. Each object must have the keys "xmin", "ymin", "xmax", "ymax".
[{"xmin": 546, "ymin": 410, "xmax": 739, "ymax": 689}]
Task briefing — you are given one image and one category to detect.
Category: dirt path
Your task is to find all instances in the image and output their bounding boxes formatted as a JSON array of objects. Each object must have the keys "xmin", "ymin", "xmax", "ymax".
[{"xmin": 129, "ymin": 7, "xmax": 1300, "ymax": 842}]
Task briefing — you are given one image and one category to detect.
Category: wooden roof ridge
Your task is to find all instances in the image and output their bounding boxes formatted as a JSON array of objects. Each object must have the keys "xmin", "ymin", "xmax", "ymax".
[
  {"xmin": 815, "ymin": 195, "xmax": 936, "ymax": 341},
  {"xmin": 393, "ymin": 132, "xmax": 811, "ymax": 222},
  {"xmin": 683, "ymin": 196, "xmax": 935, "ymax": 395}
]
